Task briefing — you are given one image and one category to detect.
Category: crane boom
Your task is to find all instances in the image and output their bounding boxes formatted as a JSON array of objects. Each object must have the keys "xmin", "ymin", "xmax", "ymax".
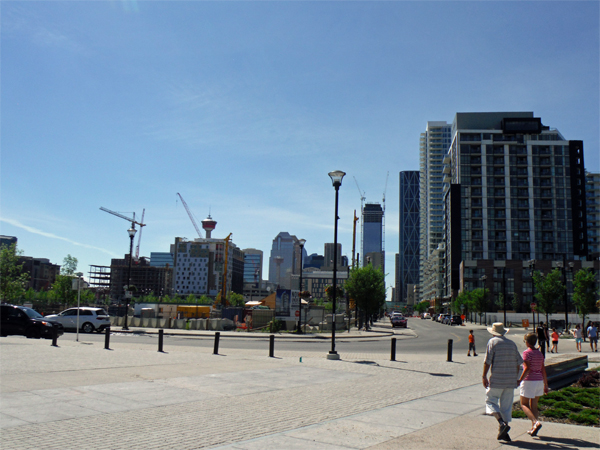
[
  {"xmin": 176, "ymin": 193, "xmax": 203, "ymax": 238},
  {"xmin": 353, "ymin": 176, "xmax": 366, "ymax": 212},
  {"xmin": 100, "ymin": 207, "xmax": 146, "ymax": 228},
  {"xmin": 135, "ymin": 209, "xmax": 145, "ymax": 261}
]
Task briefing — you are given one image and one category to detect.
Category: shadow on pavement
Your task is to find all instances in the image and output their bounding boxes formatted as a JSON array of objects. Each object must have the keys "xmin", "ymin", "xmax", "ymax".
[
  {"xmin": 506, "ymin": 435, "xmax": 599, "ymax": 449},
  {"xmin": 347, "ymin": 360, "xmax": 453, "ymax": 377}
]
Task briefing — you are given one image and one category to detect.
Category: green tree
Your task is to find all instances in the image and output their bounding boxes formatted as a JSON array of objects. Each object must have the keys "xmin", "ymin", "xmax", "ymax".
[
  {"xmin": 199, "ymin": 295, "xmax": 213, "ymax": 305},
  {"xmin": 185, "ymin": 293, "xmax": 196, "ymax": 304},
  {"xmin": 533, "ymin": 269, "xmax": 564, "ymax": 324},
  {"xmin": 61, "ymin": 254, "xmax": 78, "ymax": 275},
  {"xmin": 345, "ymin": 265, "xmax": 386, "ymax": 328},
  {"xmin": 572, "ymin": 268, "xmax": 598, "ymax": 329},
  {"xmin": 0, "ymin": 243, "xmax": 30, "ymax": 303},
  {"xmin": 471, "ymin": 288, "xmax": 488, "ymax": 324},
  {"xmin": 414, "ymin": 300, "xmax": 430, "ymax": 315},
  {"xmin": 229, "ymin": 292, "xmax": 245, "ymax": 307},
  {"xmin": 453, "ymin": 290, "xmax": 472, "ymax": 316},
  {"xmin": 50, "ymin": 275, "xmax": 78, "ymax": 307},
  {"xmin": 24, "ymin": 287, "xmax": 37, "ymax": 304}
]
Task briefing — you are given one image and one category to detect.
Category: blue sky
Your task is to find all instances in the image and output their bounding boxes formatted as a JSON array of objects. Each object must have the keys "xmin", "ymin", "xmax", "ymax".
[{"xmin": 2, "ymin": 1, "xmax": 598, "ymax": 297}]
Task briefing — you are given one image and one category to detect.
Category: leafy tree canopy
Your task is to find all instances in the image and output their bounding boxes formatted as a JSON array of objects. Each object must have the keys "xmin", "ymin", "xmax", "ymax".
[
  {"xmin": 0, "ymin": 243, "xmax": 30, "ymax": 302},
  {"xmin": 533, "ymin": 269, "xmax": 564, "ymax": 319},
  {"xmin": 61, "ymin": 254, "xmax": 78, "ymax": 275},
  {"xmin": 572, "ymin": 268, "xmax": 598, "ymax": 325},
  {"xmin": 345, "ymin": 264, "xmax": 386, "ymax": 317}
]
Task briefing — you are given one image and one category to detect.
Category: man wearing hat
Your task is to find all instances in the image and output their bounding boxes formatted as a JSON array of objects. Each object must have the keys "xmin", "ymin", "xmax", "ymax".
[{"xmin": 482, "ymin": 322, "xmax": 523, "ymax": 442}]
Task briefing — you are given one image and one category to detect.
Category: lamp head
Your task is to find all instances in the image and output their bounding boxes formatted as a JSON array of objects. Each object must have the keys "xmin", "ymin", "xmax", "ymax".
[
  {"xmin": 298, "ymin": 238, "xmax": 306, "ymax": 248},
  {"xmin": 128, "ymin": 226, "xmax": 137, "ymax": 238},
  {"xmin": 328, "ymin": 170, "xmax": 346, "ymax": 187}
]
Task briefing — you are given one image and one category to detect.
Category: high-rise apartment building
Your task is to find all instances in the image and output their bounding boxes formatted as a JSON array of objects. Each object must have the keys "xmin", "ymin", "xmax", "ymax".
[
  {"xmin": 268, "ymin": 232, "xmax": 303, "ymax": 289},
  {"xmin": 397, "ymin": 171, "xmax": 420, "ymax": 304},
  {"xmin": 242, "ymin": 248, "xmax": 263, "ymax": 286},
  {"xmin": 586, "ymin": 172, "xmax": 600, "ymax": 259},
  {"xmin": 324, "ymin": 243, "xmax": 342, "ymax": 269},
  {"xmin": 172, "ymin": 237, "xmax": 243, "ymax": 297},
  {"xmin": 419, "ymin": 121, "xmax": 452, "ymax": 303},
  {"xmin": 362, "ymin": 203, "xmax": 384, "ymax": 269},
  {"xmin": 442, "ymin": 112, "xmax": 591, "ymax": 311}
]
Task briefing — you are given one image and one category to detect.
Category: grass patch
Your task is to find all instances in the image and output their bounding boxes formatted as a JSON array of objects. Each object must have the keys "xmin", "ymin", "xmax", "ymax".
[
  {"xmin": 541, "ymin": 408, "xmax": 571, "ymax": 419},
  {"xmin": 512, "ymin": 371, "xmax": 599, "ymax": 427},
  {"xmin": 568, "ymin": 409, "xmax": 600, "ymax": 426}
]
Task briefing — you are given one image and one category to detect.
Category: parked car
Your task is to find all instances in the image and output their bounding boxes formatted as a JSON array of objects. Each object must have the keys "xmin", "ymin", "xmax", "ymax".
[
  {"xmin": 45, "ymin": 307, "xmax": 110, "ymax": 333},
  {"xmin": 391, "ymin": 315, "xmax": 408, "ymax": 328},
  {"xmin": 439, "ymin": 314, "xmax": 450, "ymax": 324},
  {"xmin": 422, "ymin": 313, "xmax": 431, "ymax": 320},
  {"xmin": 448, "ymin": 315, "xmax": 462, "ymax": 326},
  {"xmin": 1, "ymin": 304, "xmax": 64, "ymax": 339}
]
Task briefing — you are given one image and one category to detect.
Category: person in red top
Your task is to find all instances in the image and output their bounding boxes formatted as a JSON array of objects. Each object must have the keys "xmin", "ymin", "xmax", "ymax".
[
  {"xmin": 550, "ymin": 328, "xmax": 560, "ymax": 353},
  {"xmin": 518, "ymin": 332, "xmax": 548, "ymax": 437},
  {"xmin": 467, "ymin": 329, "xmax": 477, "ymax": 356}
]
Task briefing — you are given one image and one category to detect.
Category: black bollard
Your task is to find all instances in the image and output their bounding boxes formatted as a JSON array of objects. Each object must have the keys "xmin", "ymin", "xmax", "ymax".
[
  {"xmin": 269, "ymin": 334, "xmax": 275, "ymax": 358},
  {"xmin": 158, "ymin": 329, "xmax": 164, "ymax": 352},
  {"xmin": 447, "ymin": 339, "xmax": 453, "ymax": 362},
  {"xmin": 104, "ymin": 326, "xmax": 111, "ymax": 350},
  {"xmin": 51, "ymin": 324, "xmax": 58, "ymax": 347},
  {"xmin": 213, "ymin": 332, "xmax": 220, "ymax": 355},
  {"xmin": 390, "ymin": 337, "xmax": 397, "ymax": 361}
]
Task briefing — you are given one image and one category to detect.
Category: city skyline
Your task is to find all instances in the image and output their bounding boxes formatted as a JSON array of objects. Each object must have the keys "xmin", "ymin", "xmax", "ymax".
[{"xmin": 2, "ymin": 2, "xmax": 598, "ymax": 299}]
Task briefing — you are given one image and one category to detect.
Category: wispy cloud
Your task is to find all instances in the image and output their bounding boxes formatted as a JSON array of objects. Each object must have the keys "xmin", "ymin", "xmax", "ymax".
[{"xmin": 1, "ymin": 218, "xmax": 119, "ymax": 258}]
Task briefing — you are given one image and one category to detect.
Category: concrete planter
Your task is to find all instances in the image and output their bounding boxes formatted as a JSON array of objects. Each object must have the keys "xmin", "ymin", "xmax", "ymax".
[
  {"xmin": 147, "ymin": 318, "xmax": 158, "ymax": 328},
  {"xmin": 174, "ymin": 319, "xmax": 186, "ymax": 329},
  {"xmin": 197, "ymin": 319, "xmax": 207, "ymax": 330},
  {"xmin": 130, "ymin": 317, "xmax": 141, "ymax": 327}
]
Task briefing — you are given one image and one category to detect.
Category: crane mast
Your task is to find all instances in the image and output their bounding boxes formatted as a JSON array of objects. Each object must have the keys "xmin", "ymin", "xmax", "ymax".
[
  {"xmin": 134, "ymin": 209, "xmax": 145, "ymax": 261},
  {"xmin": 176, "ymin": 193, "xmax": 203, "ymax": 238}
]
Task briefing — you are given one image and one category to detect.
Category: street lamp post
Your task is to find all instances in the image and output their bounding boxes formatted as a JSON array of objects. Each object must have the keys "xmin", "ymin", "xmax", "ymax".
[
  {"xmin": 123, "ymin": 226, "xmax": 137, "ymax": 331},
  {"xmin": 327, "ymin": 170, "xmax": 345, "ymax": 360},
  {"xmin": 480, "ymin": 275, "xmax": 487, "ymax": 326},
  {"xmin": 528, "ymin": 260, "xmax": 536, "ymax": 330},
  {"xmin": 558, "ymin": 256, "xmax": 574, "ymax": 332},
  {"xmin": 502, "ymin": 268, "xmax": 507, "ymax": 327},
  {"xmin": 297, "ymin": 238, "xmax": 306, "ymax": 334}
]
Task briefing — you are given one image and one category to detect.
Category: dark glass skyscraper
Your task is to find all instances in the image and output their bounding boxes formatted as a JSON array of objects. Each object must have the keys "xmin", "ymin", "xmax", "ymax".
[
  {"xmin": 362, "ymin": 203, "xmax": 383, "ymax": 268},
  {"xmin": 398, "ymin": 171, "xmax": 420, "ymax": 303}
]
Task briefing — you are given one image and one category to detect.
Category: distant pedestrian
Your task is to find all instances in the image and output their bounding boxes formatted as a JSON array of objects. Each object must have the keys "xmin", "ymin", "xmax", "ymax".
[
  {"xmin": 536, "ymin": 322, "xmax": 547, "ymax": 357},
  {"xmin": 482, "ymin": 323, "xmax": 523, "ymax": 442},
  {"xmin": 587, "ymin": 322, "xmax": 598, "ymax": 352},
  {"xmin": 543, "ymin": 323, "xmax": 550, "ymax": 351},
  {"xmin": 550, "ymin": 328, "xmax": 559, "ymax": 353},
  {"xmin": 467, "ymin": 329, "xmax": 477, "ymax": 356},
  {"xmin": 518, "ymin": 333, "xmax": 548, "ymax": 437},
  {"xmin": 571, "ymin": 325, "xmax": 583, "ymax": 352}
]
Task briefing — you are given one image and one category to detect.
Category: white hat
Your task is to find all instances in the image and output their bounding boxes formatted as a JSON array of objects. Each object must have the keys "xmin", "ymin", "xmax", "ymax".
[{"xmin": 488, "ymin": 322, "xmax": 509, "ymax": 336}]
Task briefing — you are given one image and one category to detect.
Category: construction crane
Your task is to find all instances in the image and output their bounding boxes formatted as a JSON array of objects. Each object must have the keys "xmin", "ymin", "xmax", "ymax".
[
  {"xmin": 134, "ymin": 209, "xmax": 145, "ymax": 261},
  {"xmin": 100, "ymin": 207, "xmax": 146, "ymax": 229},
  {"xmin": 353, "ymin": 176, "xmax": 366, "ymax": 213},
  {"xmin": 176, "ymin": 193, "xmax": 203, "ymax": 238}
]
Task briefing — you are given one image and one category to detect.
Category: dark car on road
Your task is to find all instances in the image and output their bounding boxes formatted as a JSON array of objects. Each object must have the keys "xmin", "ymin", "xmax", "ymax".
[
  {"xmin": 391, "ymin": 315, "xmax": 408, "ymax": 328},
  {"xmin": 0, "ymin": 304, "xmax": 64, "ymax": 339},
  {"xmin": 448, "ymin": 315, "xmax": 463, "ymax": 326}
]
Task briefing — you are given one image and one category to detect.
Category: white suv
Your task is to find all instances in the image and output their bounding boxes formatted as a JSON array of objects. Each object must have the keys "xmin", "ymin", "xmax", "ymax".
[{"xmin": 45, "ymin": 307, "xmax": 110, "ymax": 333}]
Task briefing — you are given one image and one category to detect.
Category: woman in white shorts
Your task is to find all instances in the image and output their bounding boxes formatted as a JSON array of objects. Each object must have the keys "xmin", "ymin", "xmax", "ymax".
[{"xmin": 518, "ymin": 333, "xmax": 548, "ymax": 436}]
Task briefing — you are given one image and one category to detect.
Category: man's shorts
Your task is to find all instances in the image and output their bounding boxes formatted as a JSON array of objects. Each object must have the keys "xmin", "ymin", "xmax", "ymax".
[
  {"xmin": 590, "ymin": 337, "xmax": 598, "ymax": 344},
  {"xmin": 520, "ymin": 380, "xmax": 544, "ymax": 398},
  {"xmin": 485, "ymin": 387, "xmax": 514, "ymax": 423},
  {"xmin": 469, "ymin": 343, "xmax": 476, "ymax": 351}
]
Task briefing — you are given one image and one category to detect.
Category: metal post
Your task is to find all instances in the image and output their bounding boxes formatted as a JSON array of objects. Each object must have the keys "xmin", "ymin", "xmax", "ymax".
[
  {"xmin": 269, "ymin": 334, "xmax": 275, "ymax": 357},
  {"xmin": 213, "ymin": 332, "xmax": 220, "ymax": 355},
  {"xmin": 158, "ymin": 329, "xmax": 164, "ymax": 352},
  {"xmin": 503, "ymin": 268, "xmax": 507, "ymax": 327},
  {"xmin": 329, "ymin": 185, "xmax": 340, "ymax": 359},
  {"xmin": 562, "ymin": 255, "xmax": 569, "ymax": 332},
  {"xmin": 104, "ymin": 326, "xmax": 111, "ymax": 350},
  {"xmin": 123, "ymin": 228, "xmax": 136, "ymax": 331},
  {"xmin": 51, "ymin": 325, "xmax": 58, "ymax": 347},
  {"xmin": 447, "ymin": 339, "xmax": 453, "ymax": 362},
  {"xmin": 390, "ymin": 337, "xmax": 397, "ymax": 361}
]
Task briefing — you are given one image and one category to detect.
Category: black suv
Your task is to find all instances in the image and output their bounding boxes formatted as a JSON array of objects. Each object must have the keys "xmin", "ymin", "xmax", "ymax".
[{"xmin": 0, "ymin": 304, "xmax": 64, "ymax": 339}]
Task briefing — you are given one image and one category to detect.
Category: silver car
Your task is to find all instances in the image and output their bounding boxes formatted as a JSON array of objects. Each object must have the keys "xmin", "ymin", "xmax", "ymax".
[{"xmin": 45, "ymin": 307, "xmax": 110, "ymax": 333}]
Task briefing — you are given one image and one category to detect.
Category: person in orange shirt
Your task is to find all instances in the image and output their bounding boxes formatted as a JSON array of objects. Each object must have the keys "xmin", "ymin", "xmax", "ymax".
[
  {"xmin": 550, "ymin": 328, "xmax": 560, "ymax": 353},
  {"xmin": 468, "ymin": 329, "xmax": 478, "ymax": 356}
]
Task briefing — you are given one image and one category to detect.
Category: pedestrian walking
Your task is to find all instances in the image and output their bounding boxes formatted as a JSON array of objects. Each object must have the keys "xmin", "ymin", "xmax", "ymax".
[
  {"xmin": 550, "ymin": 328, "xmax": 559, "ymax": 353},
  {"xmin": 467, "ymin": 329, "xmax": 477, "ymax": 356},
  {"xmin": 536, "ymin": 322, "xmax": 547, "ymax": 358},
  {"xmin": 571, "ymin": 324, "xmax": 583, "ymax": 352},
  {"xmin": 482, "ymin": 322, "xmax": 523, "ymax": 442},
  {"xmin": 543, "ymin": 323, "xmax": 550, "ymax": 351},
  {"xmin": 518, "ymin": 333, "xmax": 548, "ymax": 437},
  {"xmin": 587, "ymin": 322, "xmax": 598, "ymax": 352}
]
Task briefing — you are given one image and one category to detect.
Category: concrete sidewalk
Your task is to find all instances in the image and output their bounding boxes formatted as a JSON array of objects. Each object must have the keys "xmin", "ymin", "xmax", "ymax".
[{"xmin": 1, "ymin": 329, "xmax": 597, "ymax": 450}]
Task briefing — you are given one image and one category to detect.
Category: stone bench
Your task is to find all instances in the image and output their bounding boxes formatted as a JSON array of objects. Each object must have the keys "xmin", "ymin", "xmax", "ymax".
[{"xmin": 545, "ymin": 354, "xmax": 588, "ymax": 390}]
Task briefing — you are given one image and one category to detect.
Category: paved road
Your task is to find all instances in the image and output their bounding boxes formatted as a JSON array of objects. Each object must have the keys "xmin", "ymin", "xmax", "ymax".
[{"xmin": 56, "ymin": 317, "xmax": 503, "ymax": 357}]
